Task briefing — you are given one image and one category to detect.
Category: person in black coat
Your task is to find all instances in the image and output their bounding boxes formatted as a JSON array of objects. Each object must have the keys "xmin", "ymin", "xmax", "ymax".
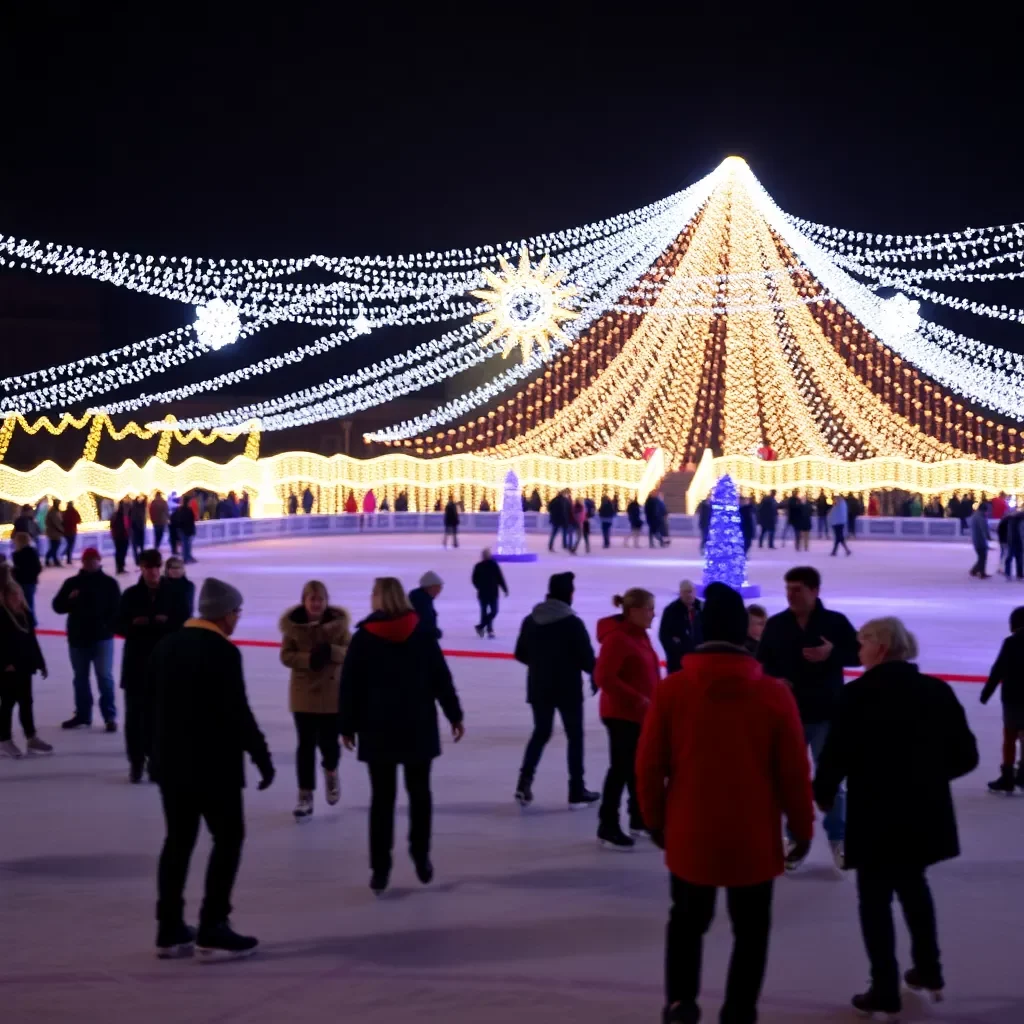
[
  {"xmin": 471, "ymin": 548, "xmax": 509, "ymax": 638},
  {"xmin": 814, "ymin": 617, "xmax": 978, "ymax": 1017},
  {"xmin": 980, "ymin": 605, "xmax": 1024, "ymax": 792},
  {"xmin": 739, "ymin": 496, "xmax": 756, "ymax": 553},
  {"xmin": 443, "ymin": 496, "xmax": 460, "ymax": 548},
  {"xmin": 110, "ymin": 498, "xmax": 132, "ymax": 574},
  {"xmin": 0, "ymin": 572, "xmax": 52, "ymax": 757},
  {"xmin": 697, "ymin": 498, "xmax": 712, "ymax": 553},
  {"xmin": 547, "ymin": 491, "xmax": 569, "ymax": 551},
  {"xmin": 162, "ymin": 556, "xmax": 196, "ymax": 622},
  {"xmin": 658, "ymin": 580, "xmax": 704, "ymax": 674},
  {"xmin": 171, "ymin": 499, "xmax": 198, "ymax": 565},
  {"xmin": 11, "ymin": 531, "xmax": 42, "ymax": 621},
  {"xmin": 645, "ymin": 492, "xmax": 665, "ymax": 548},
  {"xmin": 756, "ymin": 491, "xmax": 779, "ymax": 548},
  {"xmin": 116, "ymin": 550, "xmax": 190, "ymax": 782},
  {"xmin": 598, "ymin": 494, "xmax": 618, "ymax": 548},
  {"xmin": 408, "ymin": 571, "xmax": 443, "ymax": 639},
  {"xmin": 513, "ymin": 571, "xmax": 598, "ymax": 807},
  {"xmin": 149, "ymin": 577, "xmax": 274, "ymax": 960},
  {"xmin": 339, "ymin": 577, "xmax": 464, "ymax": 894}
]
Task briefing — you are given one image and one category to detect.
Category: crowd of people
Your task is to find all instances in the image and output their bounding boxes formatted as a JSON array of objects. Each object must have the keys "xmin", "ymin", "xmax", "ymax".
[{"xmin": 1, "ymin": 534, "xmax": 1020, "ymax": 1018}]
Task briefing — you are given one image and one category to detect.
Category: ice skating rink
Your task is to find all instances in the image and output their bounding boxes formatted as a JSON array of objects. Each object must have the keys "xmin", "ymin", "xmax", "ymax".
[{"xmin": 4, "ymin": 533, "xmax": 1022, "ymax": 1023}]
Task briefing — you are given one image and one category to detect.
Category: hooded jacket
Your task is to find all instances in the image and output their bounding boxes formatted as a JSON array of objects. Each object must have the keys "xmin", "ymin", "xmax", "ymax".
[
  {"xmin": 338, "ymin": 611, "xmax": 463, "ymax": 763},
  {"xmin": 594, "ymin": 614, "xmax": 660, "ymax": 724},
  {"xmin": 637, "ymin": 646, "xmax": 813, "ymax": 887},
  {"xmin": 279, "ymin": 604, "xmax": 351, "ymax": 714},
  {"xmin": 514, "ymin": 599, "xmax": 596, "ymax": 705},
  {"xmin": 116, "ymin": 578, "xmax": 191, "ymax": 691}
]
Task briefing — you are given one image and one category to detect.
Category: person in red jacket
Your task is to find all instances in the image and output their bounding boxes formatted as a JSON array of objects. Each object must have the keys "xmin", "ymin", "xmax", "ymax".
[
  {"xmin": 637, "ymin": 582, "xmax": 814, "ymax": 1024},
  {"xmin": 593, "ymin": 588, "xmax": 660, "ymax": 850}
]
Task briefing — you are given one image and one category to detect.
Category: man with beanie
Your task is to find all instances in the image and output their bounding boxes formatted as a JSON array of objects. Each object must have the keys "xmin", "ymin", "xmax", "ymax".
[
  {"xmin": 513, "ymin": 572, "xmax": 599, "ymax": 809},
  {"xmin": 148, "ymin": 577, "xmax": 274, "ymax": 961},
  {"xmin": 409, "ymin": 571, "xmax": 443, "ymax": 639},
  {"xmin": 637, "ymin": 582, "xmax": 814, "ymax": 1024}
]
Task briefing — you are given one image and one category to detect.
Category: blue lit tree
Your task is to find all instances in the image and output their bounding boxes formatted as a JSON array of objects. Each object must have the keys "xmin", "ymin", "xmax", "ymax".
[
  {"xmin": 702, "ymin": 474, "xmax": 757, "ymax": 594},
  {"xmin": 494, "ymin": 469, "xmax": 537, "ymax": 562}
]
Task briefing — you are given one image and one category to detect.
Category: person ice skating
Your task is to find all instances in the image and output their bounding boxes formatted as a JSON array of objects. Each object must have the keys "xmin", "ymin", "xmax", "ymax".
[
  {"xmin": 471, "ymin": 549, "xmax": 508, "ymax": 638},
  {"xmin": 829, "ymin": 493, "xmax": 852, "ymax": 556},
  {"xmin": 969, "ymin": 500, "xmax": 992, "ymax": 578},
  {"xmin": 792, "ymin": 493, "xmax": 812, "ymax": 552},
  {"xmin": 52, "ymin": 547, "xmax": 122, "ymax": 732},
  {"xmin": 409, "ymin": 571, "xmax": 443, "ymax": 639},
  {"xmin": 11, "ymin": 532, "xmax": 41, "ymax": 621},
  {"xmin": 744, "ymin": 603, "xmax": 767, "ymax": 655},
  {"xmin": 757, "ymin": 566, "xmax": 859, "ymax": 870},
  {"xmin": 149, "ymin": 491, "xmax": 169, "ymax": 550},
  {"xmin": 443, "ymin": 495, "xmax": 460, "ymax": 548},
  {"xmin": 339, "ymin": 576, "xmax": 464, "ymax": 894},
  {"xmin": 697, "ymin": 497, "xmax": 712, "ymax": 553},
  {"xmin": 362, "ymin": 489, "xmax": 377, "ymax": 515},
  {"xmin": 149, "ymin": 577, "xmax": 274, "ymax": 960},
  {"xmin": 287, "ymin": 491, "xmax": 299, "ymax": 515},
  {"xmin": 658, "ymin": 580, "xmax": 703, "ymax": 675},
  {"xmin": 117, "ymin": 550, "xmax": 189, "ymax": 783},
  {"xmin": 598, "ymin": 493, "xmax": 617, "ymax": 548},
  {"xmin": 0, "ymin": 571, "xmax": 53, "ymax": 759},
  {"xmin": 637, "ymin": 582, "xmax": 814, "ymax": 1024},
  {"xmin": 171, "ymin": 496, "xmax": 197, "ymax": 565},
  {"xmin": 62, "ymin": 500, "xmax": 81, "ymax": 564},
  {"xmin": 980, "ymin": 606, "xmax": 1024, "ymax": 794},
  {"xmin": 514, "ymin": 571, "xmax": 598, "ymax": 809},
  {"xmin": 626, "ymin": 496, "xmax": 644, "ymax": 547},
  {"xmin": 757, "ymin": 491, "xmax": 778, "ymax": 549},
  {"xmin": 594, "ymin": 588, "xmax": 660, "ymax": 849},
  {"xmin": 645, "ymin": 491, "xmax": 666, "ymax": 548},
  {"xmin": 280, "ymin": 580, "xmax": 350, "ymax": 820},
  {"xmin": 302, "ymin": 486, "xmax": 315, "ymax": 514},
  {"xmin": 814, "ymin": 617, "xmax": 978, "ymax": 1018},
  {"xmin": 110, "ymin": 497, "xmax": 132, "ymax": 574},
  {"xmin": 162, "ymin": 556, "xmax": 195, "ymax": 619},
  {"xmin": 739, "ymin": 495, "xmax": 756, "ymax": 553},
  {"xmin": 130, "ymin": 496, "xmax": 148, "ymax": 564},
  {"xmin": 43, "ymin": 498, "xmax": 65, "ymax": 567}
]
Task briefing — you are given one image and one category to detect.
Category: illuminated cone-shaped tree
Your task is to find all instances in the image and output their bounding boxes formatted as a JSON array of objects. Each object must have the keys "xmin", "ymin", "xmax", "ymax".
[
  {"xmin": 702, "ymin": 474, "xmax": 758, "ymax": 595},
  {"xmin": 494, "ymin": 469, "xmax": 537, "ymax": 562}
]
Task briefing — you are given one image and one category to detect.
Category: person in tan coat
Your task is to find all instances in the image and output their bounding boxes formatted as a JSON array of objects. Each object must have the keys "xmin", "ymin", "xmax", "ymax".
[{"xmin": 279, "ymin": 581, "xmax": 351, "ymax": 820}]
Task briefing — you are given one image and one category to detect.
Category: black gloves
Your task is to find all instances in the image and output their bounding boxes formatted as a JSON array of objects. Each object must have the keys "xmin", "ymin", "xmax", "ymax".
[
  {"xmin": 308, "ymin": 643, "xmax": 332, "ymax": 672},
  {"xmin": 256, "ymin": 759, "xmax": 275, "ymax": 791}
]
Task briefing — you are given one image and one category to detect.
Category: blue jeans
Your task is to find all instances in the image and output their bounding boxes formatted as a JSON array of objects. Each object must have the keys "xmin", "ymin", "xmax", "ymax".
[
  {"xmin": 791, "ymin": 721, "xmax": 845, "ymax": 842},
  {"xmin": 69, "ymin": 640, "xmax": 117, "ymax": 724},
  {"xmin": 182, "ymin": 533, "xmax": 195, "ymax": 563},
  {"xmin": 21, "ymin": 583, "xmax": 37, "ymax": 623}
]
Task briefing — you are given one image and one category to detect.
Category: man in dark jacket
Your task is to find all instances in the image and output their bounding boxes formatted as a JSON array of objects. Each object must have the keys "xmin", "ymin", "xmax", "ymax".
[
  {"xmin": 757, "ymin": 565, "xmax": 859, "ymax": 870},
  {"xmin": 149, "ymin": 577, "xmax": 274, "ymax": 960},
  {"xmin": 117, "ymin": 549, "xmax": 190, "ymax": 783},
  {"xmin": 739, "ymin": 496, "xmax": 756, "ymax": 553},
  {"xmin": 814, "ymin": 619, "xmax": 977, "ymax": 1017},
  {"xmin": 149, "ymin": 491, "xmax": 169, "ymax": 550},
  {"xmin": 547, "ymin": 491, "xmax": 569, "ymax": 551},
  {"xmin": 980, "ymin": 605, "xmax": 1024, "ymax": 793},
  {"xmin": 697, "ymin": 498, "xmax": 712, "ymax": 553},
  {"xmin": 514, "ymin": 572, "xmax": 598, "ymax": 808},
  {"xmin": 52, "ymin": 547, "xmax": 122, "ymax": 731},
  {"xmin": 301, "ymin": 486, "xmax": 315, "ymax": 514},
  {"xmin": 443, "ymin": 496, "xmax": 460, "ymax": 548},
  {"xmin": 409, "ymin": 571, "xmax": 443, "ymax": 639},
  {"xmin": 471, "ymin": 548, "xmax": 509, "ymax": 638},
  {"xmin": 645, "ymin": 491, "xmax": 666, "ymax": 548},
  {"xmin": 659, "ymin": 580, "xmax": 703, "ymax": 674},
  {"xmin": 757, "ymin": 491, "xmax": 779, "ymax": 548}
]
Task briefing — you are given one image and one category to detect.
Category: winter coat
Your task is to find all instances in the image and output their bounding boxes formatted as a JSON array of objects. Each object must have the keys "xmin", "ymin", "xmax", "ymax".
[
  {"xmin": 408, "ymin": 587, "xmax": 441, "ymax": 639},
  {"xmin": 598, "ymin": 496, "xmax": 617, "ymax": 521},
  {"xmin": 13, "ymin": 513, "xmax": 37, "ymax": 538},
  {"xmin": 697, "ymin": 500, "xmax": 711, "ymax": 533},
  {"xmin": 757, "ymin": 600, "xmax": 860, "ymax": 724},
  {"xmin": 644, "ymin": 495, "xmax": 663, "ymax": 528},
  {"xmin": 52, "ymin": 569, "xmax": 122, "ymax": 646},
  {"xmin": 471, "ymin": 558, "xmax": 508, "ymax": 601},
  {"xmin": 149, "ymin": 496, "xmax": 169, "ymax": 526},
  {"xmin": 12, "ymin": 545, "xmax": 42, "ymax": 588},
  {"xmin": 970, "ymin": 508, "xmax": 990, "ymax": 550},
  {"xmin": 44, "ymin": 506, "xmax": 65, "ymax": 541},
  {"xmin": 828, "ymin": 497, "xmax": 848, "ymax": 528},
  {"xmin": 110, "ymin": 505, "xmax": 131, "ymax": 542},
  {"xmin": 338, "ymin": 610, "xmax": 463, "ymax": 763},
  {"xmin": 279, "ymin": 605, "xmax": 351, "ymax": 715},
  {"xmin": 130, "ymin": 499, "xmax": 147, "ymax": 528},
  {"xmin": 739, "ymin": 502, "xmax": 756, "ymax": 542},
  {"xmin": 149, "ymin": 619, "xmax": 271, "ymax": 790},
  {"xmin": 658, "ymin": 598, "xmax": 704, "ymax": 674},
  {"xmin": 444, "ymin": 501, "xmax": 460, "ymax": 527},
  {"xmin": 162, "ymin": 576, "xmax": 195, "ymax": 622},
  {"xmin": 814, "ymin": 660, "xmax": 978, "ymax": 870},
  {"xmin": 547, "ymin": 495, "xmax": 568, "ymax": 527},
  {"xmin": 514, "ymin": 599, "xmax": 596, "ymax": 705},
  {"xmin": 170, "ymin": 503, "xmax": 196, "ymax": 537},
  {"xmin": 302, "ymin": 489, "xmax": 315, "ymax": 514},
  {"xmin": 981, "ymin": 630, "xmax": 1024, "ymax": 713},
  {"xmin": 594, "ymin": 615, "xmax": 660, "ymax": 724},
  {"xmin": 792, "ymin": 501, "xmax": 812, "ymax": 532},
  {"xmin": 757, "ymin": 496, "xmax": 778, "ymax": 528},
  {"xmin": 0, "ymin": 604, "xmax": 46, "ymax": 676},
  {"xmin": 288, "ymin": 493, "xmax": 299, "ymax": 515},
  {"xmin": 116, "ymin": 579, "xmax": 190, "ymax": 691},
  {"xmin": 637, "ymin": 645, "xmax": 813, "ymax": 887},
  {"xmin": 626, "ymin": 500, "xmax": 643, "ymax": 528},
  {"xmin": 362, "ymin": 491, "xmax": 377, "ymax": 514}
]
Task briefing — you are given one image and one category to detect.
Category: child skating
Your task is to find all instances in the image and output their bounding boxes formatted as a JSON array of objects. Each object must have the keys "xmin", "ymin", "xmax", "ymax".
[{"xmin": 980, "ymin": 606, "xmax": 1024, "ymax": 794}]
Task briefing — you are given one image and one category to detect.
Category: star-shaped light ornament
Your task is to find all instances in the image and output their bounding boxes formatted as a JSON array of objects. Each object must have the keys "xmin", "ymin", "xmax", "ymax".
[
  {"xmin": 350, "ymin": 310, "xmax": 373, "ymax": 336},
  {"xmin": 193, "ymin": 298, "xmax": 242, "ymax": 351},
  {"xmin": 471, "ymin": 247, "xmax": 579, "ymax": 364}
]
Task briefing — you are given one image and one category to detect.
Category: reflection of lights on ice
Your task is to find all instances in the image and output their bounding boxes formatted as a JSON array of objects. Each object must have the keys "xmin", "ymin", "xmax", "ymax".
[
  {"xmin": 351, "ymin": 312, "xmax": 372, "ymax": 336},
  {"xmin": 194, "ymin": 298, "xmax": 242, "ymax": 350},
  {"xmin": 877, "ymin": 293, "xmax": 921, "ymax": 343}
]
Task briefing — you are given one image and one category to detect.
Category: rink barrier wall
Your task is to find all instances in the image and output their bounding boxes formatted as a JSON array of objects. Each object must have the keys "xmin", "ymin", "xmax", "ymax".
[
  {"xmin": 0, "ymin": 510, "xmax": 999, "ymax": 558},
  {"xmin": 32, "ymin": 628, "xmax": 986, "ymax": 684}
]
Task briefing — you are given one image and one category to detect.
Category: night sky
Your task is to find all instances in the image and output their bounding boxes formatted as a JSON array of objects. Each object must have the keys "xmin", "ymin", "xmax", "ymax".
[{"xmin": 2, "ymin": 7, "xmax": 1022, "ymax": 406}]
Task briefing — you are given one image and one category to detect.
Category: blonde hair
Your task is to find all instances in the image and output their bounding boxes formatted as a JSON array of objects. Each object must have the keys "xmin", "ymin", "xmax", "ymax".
[
  {"xmin": 302, "ymin": 579, "xmax": 329, "ymax": 603},
  {"xmin": 0, "ymin": 572, "xmax": 27, "ymax": 615},
  {"xmin": 372, "ymin": 576, "xmax": 413, "ymax": 616},
  {"xmin": 860, "ymin": 616, "xmax": 919, "ymax": 662},
  {"xmin": 613, "ymin": 588, "xmax": 655, "ymax": 612}
]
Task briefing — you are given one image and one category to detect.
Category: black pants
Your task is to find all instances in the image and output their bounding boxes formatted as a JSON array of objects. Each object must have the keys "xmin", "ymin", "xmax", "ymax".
[
  {"xmin": 831, "ymin": 524, "xmax": 850, "ymax": 555},
  {"xmin": 477, "ymin": 595, "xmax": 499, "ymax": 634},
  {"xmin": 849, "ymin": 518, "xmax": 858, "ymax": 538},
  {"xmin": 599, "ymin": 718, "xmax": 641, "ymax": 829},
  {"xmin": 63, "ymin": 534, "xmax": 77, "ymax": 563},
  {"xmin": 758, "ymin": 526, "xmax": 775, "ymax": 548},
  {"xmin": 856, "ymin": 867, "xmax": 942, "ymax": 1000},
  {"xmin": 153, "ymin": 524, "xmax": 166, "ymax": 550},
  {"xmin": 169, "ymin": 524, "xmax": 180, "ymax": 554},
  {"xmin": 600, "ymin": 520, "xmax": 612, "ymax": 548},
  {"xmin": 972, "ymin": 545, "xmax": 988, "ymax": 576},
  {"xmin": 0, "ymin": 671, "xmax": 35, "ymax": 741},
  {"xmin": 648, "ymin": 524, "xmax": 664, "ymax": 548},
  {"xmin": 667, "ymin": 875, "xmax": 774, "ymax": 1024},
  {"xmin": 45, "ymin": 537, "xmax": 62, "ymax": 566},
  {"xmin": 293, "ymin": 711, "xmax": 341, "ymax": 791},
  {"xmin": 131, "ymin": 526, "xmax": 145, "ymax": 563},
  {"xmin": 124, "ymin": 688, "xmax": 152, "ymax": 776},
  {"xmin": 157, "ymin": 785, "xmax": 245, "ymax": 930},
  {"xmin": 817, "ymin": 515, "xmax": 828, "ymax": 538},
  {"xmin": 579, "ymin": 520, "xmax": 591, "ymax": 553},
  {"xmin": 367, "ymin": 760, "xmax": 432, "ymax": 874},
  {"xmin": 444, "ymin": 525, "xmax": 458, "ymax": 548},
  {"xmin": 520, "ymin": 698, "xmax": 584, "ymax": 789},
  {"xmin": 114, "ymin": 537, "xmax": 130, "ymax": 573},
  {"xmin": 1006, "ymin": 547, "xmax": 1024, "ymax": 579}
]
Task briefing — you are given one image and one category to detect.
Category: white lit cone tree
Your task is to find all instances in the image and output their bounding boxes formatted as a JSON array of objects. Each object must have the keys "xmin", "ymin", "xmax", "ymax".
[{"xmin": 493, "ymin": 469, "xmax": 537, "ymax": 563}]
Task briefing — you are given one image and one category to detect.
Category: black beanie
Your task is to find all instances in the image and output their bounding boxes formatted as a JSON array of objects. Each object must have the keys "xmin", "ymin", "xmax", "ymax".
[
  {"xmin": 548, "ymin": 572, "xmax": 575, "ymax": 604},
  {"xmin": 701, "ymin": 582, "xmax": 748, "ymax": 646}
]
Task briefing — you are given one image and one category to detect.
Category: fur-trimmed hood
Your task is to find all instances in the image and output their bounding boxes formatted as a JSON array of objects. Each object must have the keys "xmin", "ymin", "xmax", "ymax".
[{"xmin": 278, "ymin": 605, "xmax": 351, "ymax": 641}]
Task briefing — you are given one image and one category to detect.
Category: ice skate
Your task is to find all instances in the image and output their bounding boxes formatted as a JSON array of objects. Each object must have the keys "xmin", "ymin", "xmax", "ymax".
[
  {"xmin": 988, "ymin": 766, "xmax": 1016, "ymax": 795},
  {"xmin": 25, "ymin": 736, "xmax": 54, "ymax": 756},
  {"xmin": 156, "ymin": 922, "xmax": 196, "ymax": 960},
  {"xmin": 324, "ymin": 769, "xmax": 340, "ymax": 806},
  {"xmin": 293, "ymin": 791, "xmax": 313, "ymax": 820},
  {"xmin": 904, "ymin": 967, "xmax": 945, "ymax": 1003},
  {"xmin": 514, "ymin": 778, "xmax": 533, "ymax": 808},
  {"xmin": 568, "ymin": 786, "xmax": 599, "ymax": 810},
  {"xmin": 597, "ymin": 825, "xmax": 635, "ymax": 851},
  {"xmin": 851, "ymin": 987, "xmax": 901, "ymax": 1020},
  {"xmin": 196, "ymin": 921, "xmax": 258, "ymax": 961},
  {"xmin": 0, "ymin": 739, "xmax": 23, "ymax": 759}
]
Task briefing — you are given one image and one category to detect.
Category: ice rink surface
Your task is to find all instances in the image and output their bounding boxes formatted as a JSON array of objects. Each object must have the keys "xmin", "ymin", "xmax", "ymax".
[{"xmin": 3, "ymin": 532, "xmax": 1022, "ymax": 1023}]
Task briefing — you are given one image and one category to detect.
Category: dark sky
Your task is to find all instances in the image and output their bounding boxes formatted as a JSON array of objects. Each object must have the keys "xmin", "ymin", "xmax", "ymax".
[{"xmin": 2, "ymin": 5, "xmax": 1023, "ymax": 403}]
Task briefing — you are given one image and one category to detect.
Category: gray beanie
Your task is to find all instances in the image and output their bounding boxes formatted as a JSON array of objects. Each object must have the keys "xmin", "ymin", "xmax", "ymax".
[
  {"xmin": 419, "ymin": 570, "xmax": 443, "ymax": 588},
  {"xmin": 198, "ymin": 577, "xmax": 244, "ymax": 620}
]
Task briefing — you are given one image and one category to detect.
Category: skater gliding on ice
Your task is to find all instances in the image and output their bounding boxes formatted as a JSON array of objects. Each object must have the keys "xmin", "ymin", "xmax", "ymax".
[{"xmin": 980, "ymin": 606, "xmax": 1024, "ymax": 794}]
